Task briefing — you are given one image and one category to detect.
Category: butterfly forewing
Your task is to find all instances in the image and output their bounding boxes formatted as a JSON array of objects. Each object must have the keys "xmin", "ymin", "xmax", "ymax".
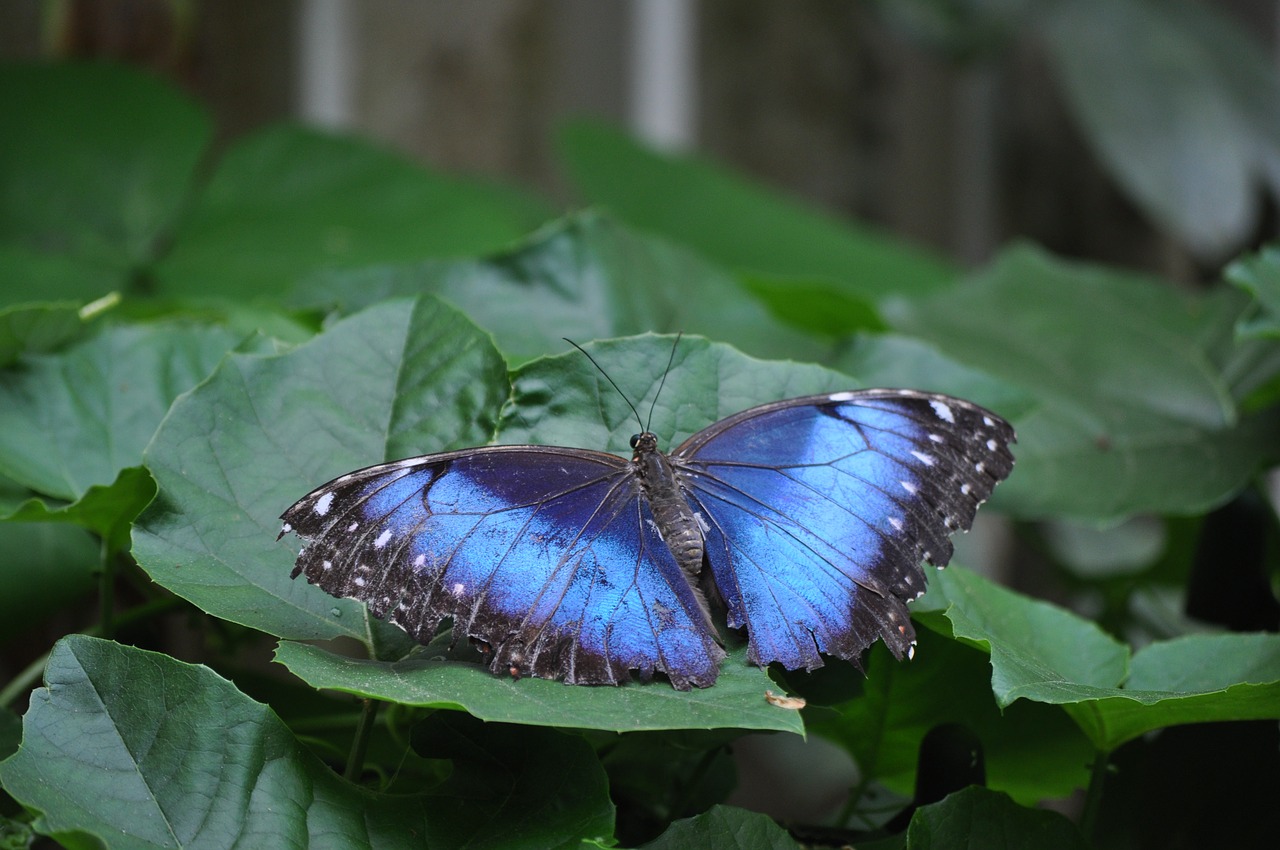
[
  {"xmin": 672, "ymin": 389, "xmax": 1015, "ymax": 671},
  {"xmin": 280, "ymin": 446, "xmax": 724, "ymax": 689}
]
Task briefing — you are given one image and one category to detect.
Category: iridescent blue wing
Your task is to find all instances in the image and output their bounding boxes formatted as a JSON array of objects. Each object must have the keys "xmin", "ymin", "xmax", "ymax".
[
  {"xmin": 280, "ymin": 447, "xmax": 724, "ymax": 689},
  {"xmin": 671, "ymin": 389, "xmax": 1015, "ymax": 671}
]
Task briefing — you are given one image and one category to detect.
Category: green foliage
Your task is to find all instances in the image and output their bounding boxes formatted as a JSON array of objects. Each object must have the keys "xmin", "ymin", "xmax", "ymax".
[{"xmin": 2, "ymin": 61, "xmax": 1279, "ymax": 849}]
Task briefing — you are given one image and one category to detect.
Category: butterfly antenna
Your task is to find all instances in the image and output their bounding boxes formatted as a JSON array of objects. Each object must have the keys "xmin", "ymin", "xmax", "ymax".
[
  {"xmin": 563, "ymin": 338, "xmax": 644, "ymax": 432},
  {"xmin": 646, "ymin": 332, "xmax": 682, "ymax": 432}
]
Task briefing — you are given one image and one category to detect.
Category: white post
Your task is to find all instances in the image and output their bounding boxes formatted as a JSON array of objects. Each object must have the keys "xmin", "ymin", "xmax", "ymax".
[
  {"xmin": 297, "ymin": 0, "xmax": 355, "ymax": 130},
  {"xmin": 629, "ymin": 0, "xmax": 697, "ymax": 150}
]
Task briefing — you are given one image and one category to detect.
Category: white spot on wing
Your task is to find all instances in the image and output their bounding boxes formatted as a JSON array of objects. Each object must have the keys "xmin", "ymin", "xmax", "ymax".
[
  {"xmin": 322, "ymin": 560, "xmax": 333, "ymax": 571},
  {"xmin": 353, "ymin": 576, "xmax": 366, "ymax": 587},
  {"xmin": 413, "ymin": 554, "xmax": 426, "ymax": 568},
  {"xmin": 911, "ymin": 450, "xmax": 936, "ymax": 466},
  {"xmin": 960, "ymin": 483, "xmax": 972, "ymax": 496},
  {"xmin": 983, "ymin": 416, "xmax": 995, "ymax": 427},
  {"xmin": 901, "ymin": 480, "xmax": 918, "ymax": 495},
  {"xmin": 281, "ymin": 522, "xmax": 292, "ymax": 534},
  {"xmin": 314, "ymin": 491, "xmax": 334, "ymax": 516},
  {"xmin": 929, "ymin": 400, "xmax": 955, "ymax": 423},
  {"xmin": 347, "ymin": 521, "xmax": 359, "ymax": 532},
  {"xmin": 928, "ymin": 433, "xmax": 944, "ymax": 444},
  {"xmin": 888, "ymin": 516, "xmax": 904, "ymax": 532},
  {"xmin": 828, "ymin": 391, "xmax": 858, "ymax": 402},
  {"xmin": 374, "ymin": 529, "xmax": 392, "ymax": 549},
  {"xmin": 451, "ymin": 582, "xmax": 465, "ymax": 596},
  {"xmin": 986, "ymin": 438, "xmax": 998, "ymax": 451}
]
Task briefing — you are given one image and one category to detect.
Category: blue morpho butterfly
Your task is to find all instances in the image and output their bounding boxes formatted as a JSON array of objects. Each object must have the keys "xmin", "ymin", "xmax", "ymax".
[{"xmin": 279, "ymin": 343, "xmax": 1015, "ymax": 690}]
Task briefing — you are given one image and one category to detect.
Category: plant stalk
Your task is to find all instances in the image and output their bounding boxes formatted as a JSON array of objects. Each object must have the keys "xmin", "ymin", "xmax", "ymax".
[
  {"xmin": 98, "ymin": 538, "xmax": 116, "ymax": 641},
  {"xmin": 1079, "ymin": 749, "xmax": 1110, "ymax": 840},
  {"xmin": 344, "ymin": 698, "xmax": 381, "ymax": 783}
]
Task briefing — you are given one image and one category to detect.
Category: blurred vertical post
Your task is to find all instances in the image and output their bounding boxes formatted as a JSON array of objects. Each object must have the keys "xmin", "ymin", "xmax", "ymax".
[
  {"xmin": 298, "ymin": 0, "xmax": 354, "ymax": 129},
  {"xmin": 629, "ymin": 0, "xmax": 696, "ymax": 151}
]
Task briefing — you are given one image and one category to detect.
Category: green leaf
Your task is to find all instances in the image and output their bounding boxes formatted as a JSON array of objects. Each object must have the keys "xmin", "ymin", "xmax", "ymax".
[
  {"xmin": 809, "ymin": 630, "xmax": 1093, "ymax": 806},
  {"xmin": 496, "ymin": 334, "xmax": 853, "ymax": 455},
  {"xmin": 155, "ymin": 125, "xmax": 550, "ymax": 299},
  {"xmin": 1036, "ymin": 0, "xmax": 1280, "ymax": 258},
  {"xmin": 0, "ymin": 322, "xmax": 239, "ymax": 502},
  {"xmin": 916, "ymin": 567, "xmax": 1280, "ymax": 751},
  {"xmin": 1227, "ymin": 245, "xmax": 1280, "ymax": 340},
  {"xmin": 1066, "ymin": 633, "xmax": 1280, "ymax": 750},
  {"xmin": 275, "ymin": 641, "xmax": 803, "ymax": 735},
  {"xmin": 298, "ymin": 211, "xmax": 825, "ymax": 363},
  {"xmin": 906, "ymin": 786, "xmax": 1088, "ymax": 849},
  {"xmin": 0, "ymin": 635, "xmax": 612, "ymax": 850},
  {"xmin": 642, "ymin": 805, "xmax": 803, "ymax": 850},
  {"xmin": 889, "ymin": 244, "xmax": 1272, "ymax": 520},
  {"xmin": 0, "ymin": 63, "xmax": 210, "ymax": 299},
  {"xmin": 0, "ymin": 301, "xmax": 89, "ymax": 365},
  {"xmin": 738, "ymin": 272, "xmax": 886, "ymax": 337},
  {"xmin": 558, "ymin": 121, "xmax": 955, "ymax": 301},
  {"xmin": 831, "ymin": 333, "xmax": 1036, "ymax": 428},
  {"xmin": 132, "ymin": 308, "xmax": 902, "ymax": 726},
  {"xmin": 2, "ymin": 466, "xmax": 156, "ymax": 554},
  {"xmin": 132, "ymin": 297, "xmax": 504, "ymax": 656}
]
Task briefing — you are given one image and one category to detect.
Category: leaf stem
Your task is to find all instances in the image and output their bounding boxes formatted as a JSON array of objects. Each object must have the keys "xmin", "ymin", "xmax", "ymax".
[
  {"xmin": 98, "ymin": 537, "xmax": 116, "ymax": 641},
  {"xmin": 1079, "ymin": 749, "xmax": 1110, "ymax": 840},
  {"xmin": 344, "ymin": 698, "xmax": 381, "ymax": 783}
]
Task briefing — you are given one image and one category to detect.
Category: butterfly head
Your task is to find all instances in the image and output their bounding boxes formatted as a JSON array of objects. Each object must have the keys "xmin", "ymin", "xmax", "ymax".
[{"xmin": 630, "ymin": 431, "xmax": 659, "ymax": 460}]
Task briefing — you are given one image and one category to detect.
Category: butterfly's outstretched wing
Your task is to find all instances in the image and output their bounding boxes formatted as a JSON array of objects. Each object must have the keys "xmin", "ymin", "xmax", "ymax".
[
  {"xmin": 672, "ymin": 390, "xmax": 1015, "ymax": 671},
  {"xmin": 280, "ymin": 447, "xmax": 725, "ymax": 689}
]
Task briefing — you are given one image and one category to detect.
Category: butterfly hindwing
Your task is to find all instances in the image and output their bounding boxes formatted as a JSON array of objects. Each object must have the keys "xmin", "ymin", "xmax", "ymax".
[
  {"xmin": 281, "ymin": 447, "xmax": 725, "ymax": 689},
  {"xmin": 672, "ymin": 390, "xmax": 1015, "ymax": 671}
]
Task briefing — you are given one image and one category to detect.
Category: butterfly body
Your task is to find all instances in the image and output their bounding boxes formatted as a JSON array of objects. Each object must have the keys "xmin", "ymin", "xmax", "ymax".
[{"xmin": 280, "ymin": 389, "xmax": 1014, "ymax": 690}]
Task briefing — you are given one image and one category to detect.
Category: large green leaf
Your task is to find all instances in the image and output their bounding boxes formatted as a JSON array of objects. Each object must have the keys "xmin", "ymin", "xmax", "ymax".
[
  {"xmin": 0, "ymin": 301, "xmax": 92, "ymax": 366},
  {"xmin": 0, "ymin": 635, "xmax": 613, "ymax": 849},
  {"xmin": 906, "ymin": 786, "xmax": 1088, "ymax": 849},
  {"xmin": 0, "ymin": 322, "xmax": 239, "ymax": 502},
  {"xmin": 809, "ymin": 630, "xmax": 1093, "ymax": 806},
  {"xmin": 275, "ymin": 641, "xmax": 802, "ymax": 735},
  {"xmin": 298, "ymin": 211, "xmax": 825, "ymax": 363},
  {"xmin": 557, "ymin": 121, "xmax": 955, "ymax": 301},
  {"xmin": 133, "ymin": 303, "xmax": 953, "ymax": 729},
  {"xmin": 917, "ymin": 567, "xmax": 1280, "ymax": 751},
  {"xmin": 155, "ymin": 125, "xmax": 551, "ymax": 298},
  {"xmin": 889, "ymin": 244, "xmax": 1275, "ymax": 520},
  {"xmin": 495, "ymin": 333, "xmax": 853, "ymax": 455},
  {"xmin": 132, "ymin": 297, "xmax": 504, "ymax": 656},
  {"xmin": 642, "ymin": 805, "xmax": 803, "ymax": 850},
  {"xmin": 0, "ymin": 63, "xmax": 210, "ymax": 302},
  {"xmin": 1037, "ymin": 0, "xmax": 1280, "ymax": 258},
  {"xmin": 2, "ymin": 466, "xmax": 157, "ymax": 554}
]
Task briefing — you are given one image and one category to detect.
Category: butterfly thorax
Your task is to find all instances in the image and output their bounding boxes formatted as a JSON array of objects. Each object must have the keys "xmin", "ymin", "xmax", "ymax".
[{"xmin": 631, "ymin": 431, "xmax": 704, "ymax": 581}]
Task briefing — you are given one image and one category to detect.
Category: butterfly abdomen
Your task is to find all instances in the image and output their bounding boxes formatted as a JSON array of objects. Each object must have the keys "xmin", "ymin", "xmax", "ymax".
[{"xmin": 632, "ymin": 432, "xmax": 705, "ymax": 576}]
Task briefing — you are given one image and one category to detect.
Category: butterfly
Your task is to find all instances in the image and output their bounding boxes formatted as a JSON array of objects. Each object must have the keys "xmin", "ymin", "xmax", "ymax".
[{"xmin": 279, "ymin": 367, "xmax": 1014, "ymax": 691}]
